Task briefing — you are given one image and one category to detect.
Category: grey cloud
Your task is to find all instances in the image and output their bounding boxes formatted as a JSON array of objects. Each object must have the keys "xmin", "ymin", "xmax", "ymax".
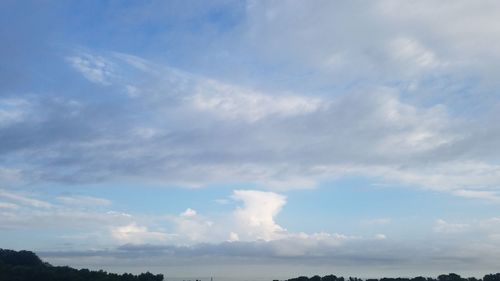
[
  {"xmin": 240, "ymin": 0, "xmax": 500, "ymax": 124},
  {"xmin": 37, "ymin": 236, "xmax": 496, "ymax": 268},
  {"xmin": 1, "ymin": 51, "xmax": 500, "ymax": 200},
  {"xmin": 2, "ymin": 1, "xmax": 500, "ymax": 201}
]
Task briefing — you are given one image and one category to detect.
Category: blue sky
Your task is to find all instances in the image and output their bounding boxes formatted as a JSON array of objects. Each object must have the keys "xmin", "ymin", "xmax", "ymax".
[{"xmin": 2, "ymin": 0, "xmax": 500, "ymax": 279}]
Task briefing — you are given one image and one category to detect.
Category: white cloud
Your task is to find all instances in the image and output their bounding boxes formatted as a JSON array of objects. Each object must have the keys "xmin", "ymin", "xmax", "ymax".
[
  {"xmin": 191, "ymin": 80, "xmax": 324, "ymax": 122},
  {"xmin": 367, "ymin": 161, "xmax": 500, "ymax": 201},
  {"xmin": 433, "ymin": 219, "xmax": 470, "ymax": 234},
  {"xmin": 180, "ymin": 208, "xmax": 197, "ymax": 217},
  {"xmin": 172, "ymin": 208, "xmax": 214, "ymax": 242},
  {"xmin": 11, "ymin": 187, "xmax": 500, "ymax": 270},
  {"xmin": 0, "ymin": 202, "xmax": 18, "ymax": 209},
  {"xmin": 232, "ymin": 190, "xmax": 287, "ymax": 241},
  {"xmin": 228, "ymin": 231, "xmax": 239, "ymax": 242},
  {"xmin": 111, "ymin": 223, "xmax": 169, "ymax": 244},
  {"xmin": 67, "ymin": 52, "xmax": 114, "ymax": 85},
  {"xmin": 452, "ymin": 189, "xmax": 500, "ymax": 202},
  {"xmin": 0, "ymin": 99, "xmax": 31, "ymax": 127},
  {"xmin": 389, "ymin": 37, "xmax": 441, "ymax": 69},
  {"xmin": 0, "ymin": 189, "xmax": 52, "ymax": 209},
  {"xmin": 0, "ymin": 190, "xmax": 134, "ymax": 246},
  {"xmin": 57, "ymin": 195, "xmax": 112, "ymax": 206}
]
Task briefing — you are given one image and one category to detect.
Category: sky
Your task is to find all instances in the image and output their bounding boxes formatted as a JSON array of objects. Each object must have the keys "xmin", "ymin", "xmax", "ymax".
[{"xmin": 2, "ymin": 0, "xmax": 500, "ymax": 279}]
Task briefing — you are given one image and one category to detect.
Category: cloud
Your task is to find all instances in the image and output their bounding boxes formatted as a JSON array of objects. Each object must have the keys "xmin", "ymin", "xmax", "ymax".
[
  {"xmin": 2, "ymin": 50, "xmax": 500, "ymax": 202},
  {"xmin": 244, "ymin": 1, "xmax": 500, "ymax": 83},
  {"xmin": 0, "ymin": 189, "xmax": 132, "ymax": 238},
  {"xmin": 66, "ymin": 52, "xmax": 115, "ymax": 85},
  {"xmin": 389, "ymin": 37, "xmax": 442, "ymax": 69},
  {"xmin": 433, "ymin": 219, "xmax": 470, "ymax": 234},
  {"xmin": 228, "ymin": 232, "xmax": 239, "ymax": 242},
  {"xmin": 36, "ymin": 215, "xmax": 500, "ymax": 275},
  {"xmin": 6, "ymin": 188, "xmax": 500, "ymax": 274},
  {"xmin": 37, "ymin": 230, "xmax": 493, "ymax": 272},
  {"xmin": 4, "ymin": 2, "xmax": 500, "ymax": 206},
  {"xmin": 57, "ymin": 195, "xmax": 112, "ymax": 206},
  {"xmin": 0, "ymin": 202, "xmax": 18, "ymax": 209},
  {"xmin": 111, "ymin": 223, "xmax": 169, "ymax": 244},
  {"xmin": 232, "ymin": 190, "xmax": 287, "ymax": 241},
  {"xmin": 168, "ymin": 189, "xmax": 372, "ymax": 248},
  {"xmin": 191, "ymin": 80, "xmax": 324, "ymax": 122},
  {"xmin": 0, "ymin": 189, "xmax": 52, "ymax": 209},
  {"xmin": 172, "ymin": 208, "xmax": 214, "ymax": 242},
  {"xmin": 0, "ymin": 99, "xmax": 31, "ymax": 127},
  {"xmin": 180, "ymin": 208, "xmax": 197, "ymax": 217},
  {"xmin": 40, "ymin": 234, "xmax": 384, "ymax": 261}
]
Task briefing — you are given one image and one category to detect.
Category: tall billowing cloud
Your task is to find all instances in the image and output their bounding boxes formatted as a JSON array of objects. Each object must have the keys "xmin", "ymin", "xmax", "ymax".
[{"xmin": 232, "ymin": 190, "xmax": 287, "ymax": 241}]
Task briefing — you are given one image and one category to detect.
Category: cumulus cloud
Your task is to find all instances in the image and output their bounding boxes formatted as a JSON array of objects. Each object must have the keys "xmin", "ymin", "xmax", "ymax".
[
  {"xmin": 180, "ymin": 208, "xmax": 197, "ymax": 217},
  {"xmin": 172, "ymin": 208, "xmax": 214, "ymax": 242},
  {"xmin": 37, "ymin": 215, "xmax": 500, "ymax": 277},
  {"xmin": 0, "ymin": 188, "xmax": 368, "ymax": 253},
  {"xmin": 111, "ymin": 223, "xmax": 169, "ymax": 244},
  {"xmin": 37, "ymin": 229, "xmax": 499, "ymax": 274},
  {"xmin": 6, "ymin": 188, "xmax": 500, "ymax": 273},
  {"xmin": 232, "ymin": 190, "xmax": 287, "ymax": 241}
]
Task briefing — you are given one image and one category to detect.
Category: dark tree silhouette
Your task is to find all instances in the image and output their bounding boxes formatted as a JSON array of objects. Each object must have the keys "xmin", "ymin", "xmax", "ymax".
[
  {"xmin": 0, "ymin": 249, "xmax": 164, "ymax": 281},
  {"xmin": 484, "ymin": 274, "xmax": 500, "ymax": 281},
  {"xmin": 289, "ymin": 273, "xmax": 500, "ymax": 281}
]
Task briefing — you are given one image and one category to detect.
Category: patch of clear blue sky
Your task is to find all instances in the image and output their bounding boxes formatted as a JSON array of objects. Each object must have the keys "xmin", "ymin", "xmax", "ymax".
[
  {"xmin": 55, "ymin": 1, "xmax": 246, "ymax": 57},
  {"xmin": 284, "ymin": 178, "xmax": 500, "ymax": 236}
]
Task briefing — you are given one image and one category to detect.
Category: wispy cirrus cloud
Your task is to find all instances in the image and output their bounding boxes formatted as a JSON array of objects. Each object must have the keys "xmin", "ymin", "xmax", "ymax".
[
  {"xmin": 57, "ymin": 195, "xmax": 112, "ymax": 206},
  {"xmin": 0, "ymin": 189, "xmax": 52, "ymax": 209}
]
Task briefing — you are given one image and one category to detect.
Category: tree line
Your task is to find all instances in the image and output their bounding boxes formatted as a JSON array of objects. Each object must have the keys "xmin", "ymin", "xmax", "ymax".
[
  {"xmin": 0, "ymin": 249, "xmax": 163, "ymax": 281},
  {"xmin": 287, "ymin": 273, "xmax": 500, "ymax": 281}
]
